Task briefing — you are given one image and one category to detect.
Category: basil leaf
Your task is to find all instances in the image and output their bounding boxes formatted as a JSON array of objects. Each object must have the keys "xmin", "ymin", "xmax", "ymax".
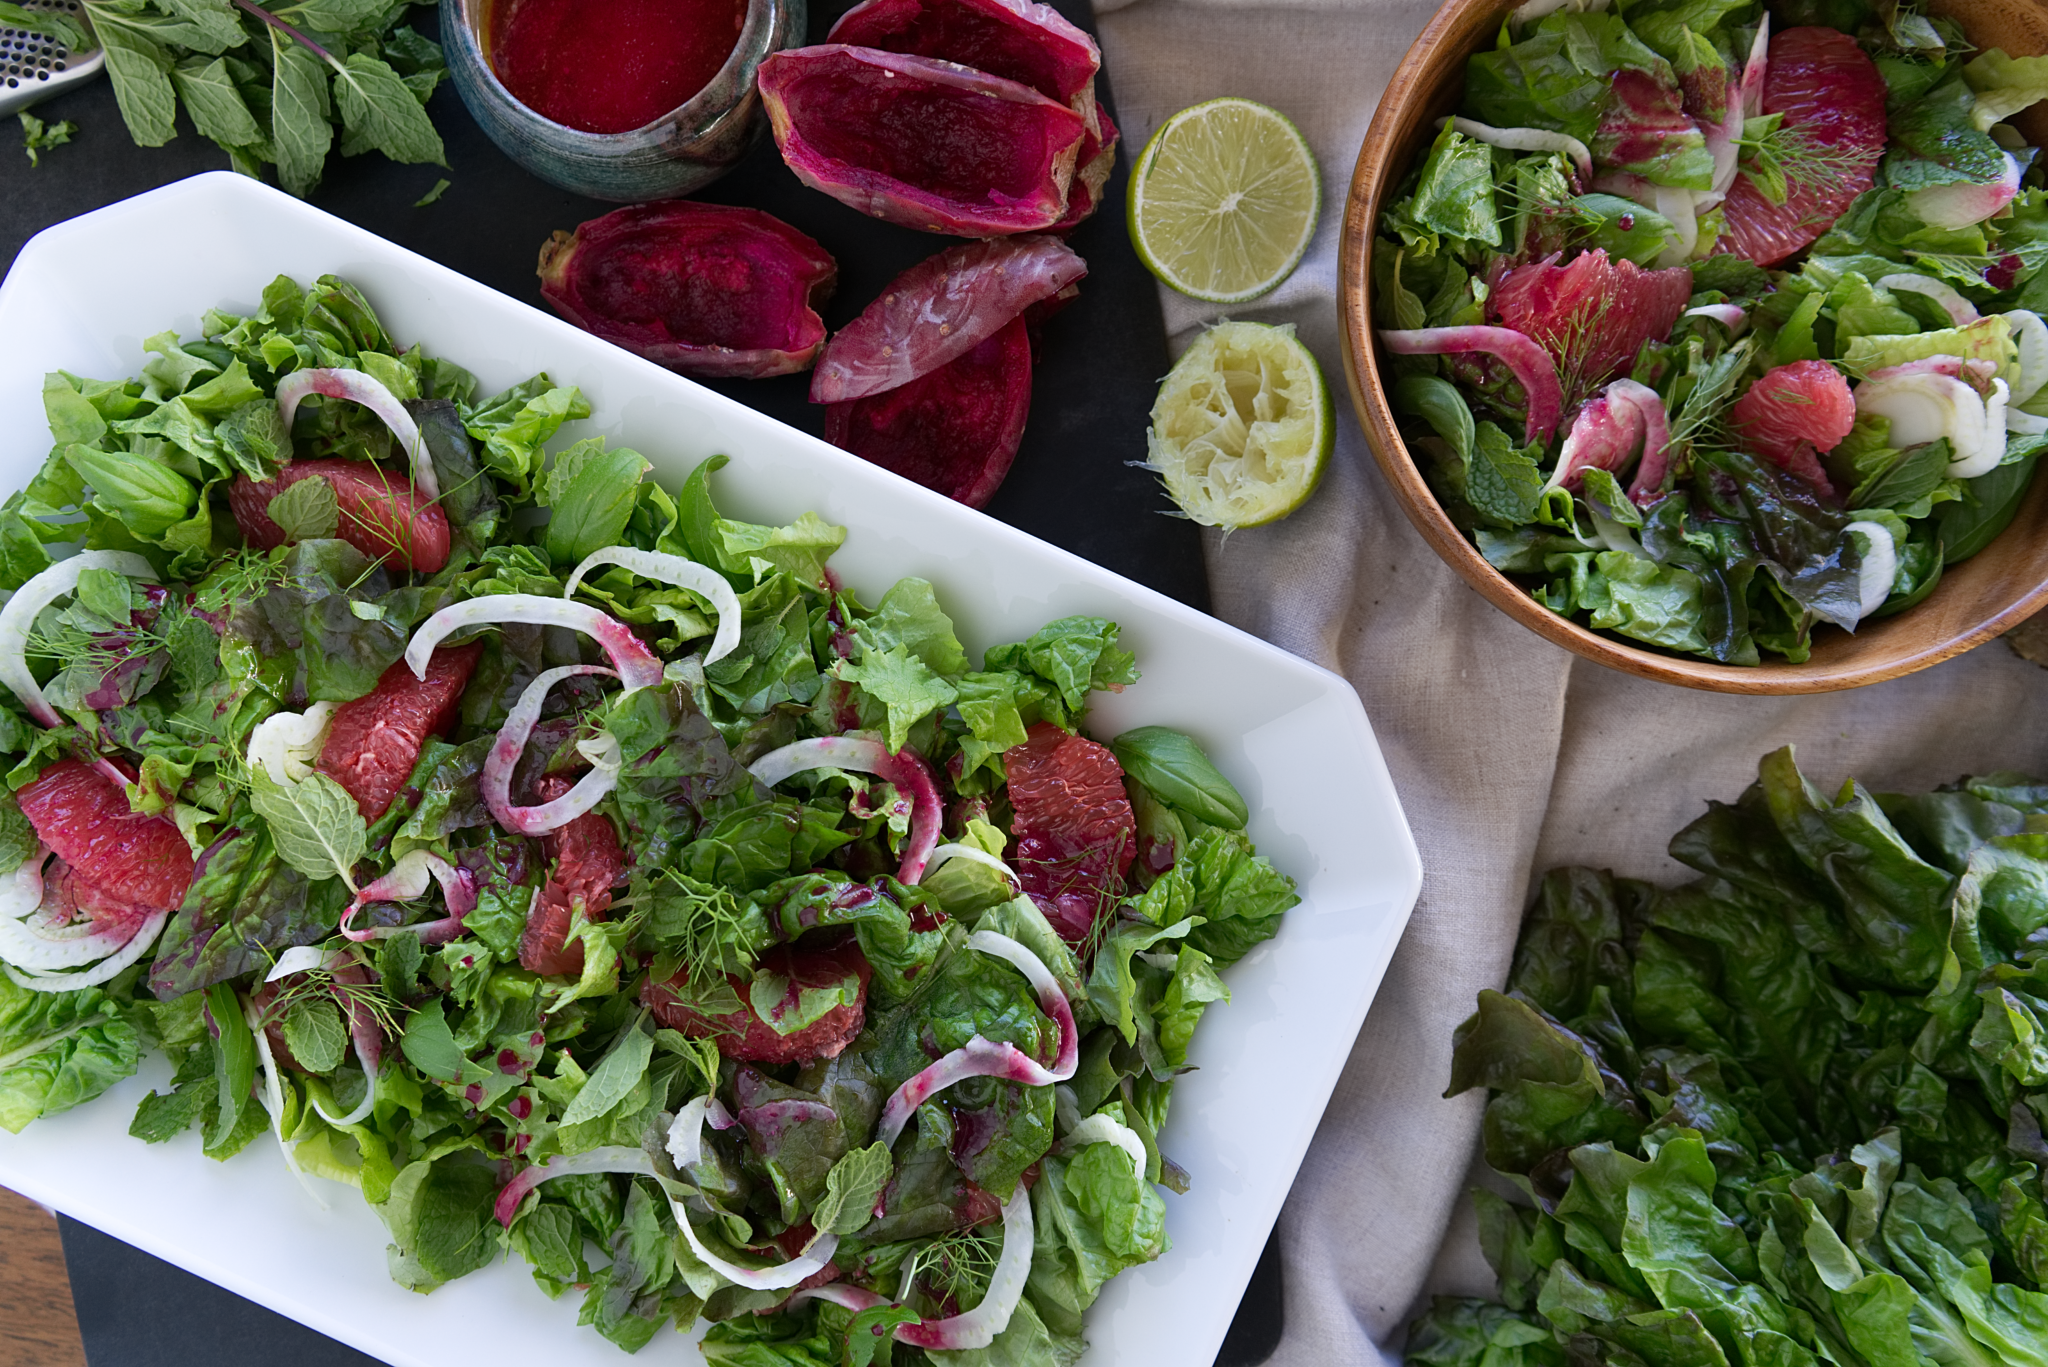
[
  {"xmin": 1111, "ymin": 726, "xmax": 1248, "ymax": 830},
  {"xmin": 64, "ymin": 442, "xmax": 196, "ymax": 537},
  {"xmin": 377, "ymin": 930, "xmax": 423, "ymax": 1001},
  {"xmin": 1394, "ymin": 373, "xmax": 1476, "ymax": 462},
  {"xmin": 845, "ymin": 1305, "xmax": 923, "ymax": 1367},
  {"xmin": 267, "ymin": 475, "xmax": 340, "ymax": 541},
  {"xmin": 249, "ymin": 768, "xmax": 366, "ymax": 886},
  {"xmin": 205, "ymin": 984, "xmax": 255, "ymax": 1151},
  {"xmin": 73, "ymin": 566, "xmax": 135, "ymax": 623},
  {"xmin": 541, "ymin": 438, "xmax": 649, "ymax": 566}
]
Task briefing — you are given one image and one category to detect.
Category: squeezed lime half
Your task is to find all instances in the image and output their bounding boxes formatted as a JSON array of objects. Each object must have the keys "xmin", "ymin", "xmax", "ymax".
[
  {"xmin": 1146, "ymin": 320, "xmax": 1332, "ymax": 529},
  {"xmin": 1127, "ymin": 97, "xmax": 1321, "ymax": 304}
]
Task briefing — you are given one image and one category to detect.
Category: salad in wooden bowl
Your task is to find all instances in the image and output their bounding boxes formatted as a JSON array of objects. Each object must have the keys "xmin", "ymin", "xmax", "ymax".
[{"xmin": 1342, "ymin": 0, "xmax": 2048, "ymax": 692}]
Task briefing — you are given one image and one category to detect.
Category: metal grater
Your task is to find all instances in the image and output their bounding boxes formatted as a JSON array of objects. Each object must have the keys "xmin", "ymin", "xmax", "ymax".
[{"xmin": 0, "ymin": 0, "xmax": 104, "ymax": 118}]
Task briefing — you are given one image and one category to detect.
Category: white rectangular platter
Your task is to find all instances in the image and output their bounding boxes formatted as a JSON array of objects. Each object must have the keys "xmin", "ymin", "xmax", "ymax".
[{"xmin": 0, "ymin": 171, "xmax": 1422, "ymax": 1367}]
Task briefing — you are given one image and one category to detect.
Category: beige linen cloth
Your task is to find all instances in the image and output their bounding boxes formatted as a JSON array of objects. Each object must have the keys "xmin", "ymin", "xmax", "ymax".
[{"xmin": 1087, "ymin": 2, "xmax": 2048, "ymax": 1364}]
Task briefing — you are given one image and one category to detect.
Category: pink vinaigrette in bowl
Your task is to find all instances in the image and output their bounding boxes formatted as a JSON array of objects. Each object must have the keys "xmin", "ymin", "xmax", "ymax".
[{"xmin": 486, "ymin": 0, "xmax": 746, "ymax": 134}]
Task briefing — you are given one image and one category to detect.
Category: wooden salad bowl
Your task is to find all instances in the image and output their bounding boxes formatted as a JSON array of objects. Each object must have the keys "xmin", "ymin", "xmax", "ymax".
[{"xmin": 1339, "ymin": 0, "xmax": 2048, "ymax": 693}]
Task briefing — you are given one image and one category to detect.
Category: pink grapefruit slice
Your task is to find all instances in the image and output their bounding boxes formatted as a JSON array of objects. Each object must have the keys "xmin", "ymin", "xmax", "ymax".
[
  {"xmin": 1729, "ymin": 359, "xmax": 1856, "ymax": 489},
  {"xmin": 1716, "ymin": 27, "xmax": 1887, "ymax": 268}
]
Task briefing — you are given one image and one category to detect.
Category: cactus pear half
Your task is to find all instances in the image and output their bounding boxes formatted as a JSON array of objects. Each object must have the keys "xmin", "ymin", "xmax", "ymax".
[
  {"xmin": 758, "ymin": 45, "xmax": 1088, "ymax": 236},
  {"xmin": 823, "ymin": 317, "xmax": 1033, "ymax": 508},
  {"xmin": 825, "ymin": 0, "xmax": 1099, "ymax": 109},
  {"xmin": 536, "ymin": 202, "xmax": 837, "ymax": 380}
]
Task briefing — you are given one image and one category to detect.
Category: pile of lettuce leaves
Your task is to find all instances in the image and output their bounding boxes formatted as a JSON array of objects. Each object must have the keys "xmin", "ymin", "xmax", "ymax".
[
  {"xmin": 1377, "ymin": 0, "xmax": 2048, "ymax": 664},
  {"xmin": 0, "ymin": 273, "xmax": 1301, "ymax": 1366},
  {"xmin": 1410, "ymin": 747, "xmax": 2048, "ymax": 1366}
]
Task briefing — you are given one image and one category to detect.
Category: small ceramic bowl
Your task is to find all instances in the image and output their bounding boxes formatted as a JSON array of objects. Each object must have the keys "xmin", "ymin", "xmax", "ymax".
[
  {"xmin": 442, "ymin": 0, "xmax": 805, "ymax": 203},
  {"xmin": 1340, "ymin": 0, "xmax": 2048, "ymax": 694}
]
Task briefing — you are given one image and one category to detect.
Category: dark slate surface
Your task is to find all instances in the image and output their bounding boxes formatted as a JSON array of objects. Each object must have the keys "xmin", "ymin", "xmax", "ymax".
[{"xmin": 8, "ymin": 0, "xmax": 1291, "ymax": 1361}]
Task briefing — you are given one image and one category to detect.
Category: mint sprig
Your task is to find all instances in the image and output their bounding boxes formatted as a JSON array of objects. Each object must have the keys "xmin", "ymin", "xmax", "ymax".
[{"xmin": 79, "ymin": 0, "xmax": 447, "ymax": 197}]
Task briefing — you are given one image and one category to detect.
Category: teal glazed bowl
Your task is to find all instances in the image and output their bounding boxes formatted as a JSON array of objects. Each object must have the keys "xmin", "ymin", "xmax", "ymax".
[{"xmin": 441, "ymin": 0, "xmax": 804, "ymax": 202}]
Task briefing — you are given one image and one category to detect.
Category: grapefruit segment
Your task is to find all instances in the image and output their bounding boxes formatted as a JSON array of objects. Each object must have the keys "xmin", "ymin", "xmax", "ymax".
[
  {"xmin": 1489, "ymin": 250, "xmax": 1693, "ymax": 406},
  {"xmin": 643, "ymin": 935, "xmax": 874, "ymax": 1064},
  {"xmin": 519, "ymin": 776, "xmax": 626, "ymax": 977},
  {"xmin": 1716, "ymin": 27, "xmax": 1886, "ymax": 267},
  {"xmin": 16, "ymin": 758, "xmax": 194, "ymax": 913},
  {"xmin": 316, "ymin": 644, "xmax": 482, "ymax": 821},
  {"xmin": 1004, "ymin": 721, "xmax": 1134, "ymax": 946},
  {"xmin": 1730, "ymin": 359, "xmax": 1856, "ymax": 491},
  {"xmin": 230, "ymin": 458, "xmax": 452, "ymax": 575}
]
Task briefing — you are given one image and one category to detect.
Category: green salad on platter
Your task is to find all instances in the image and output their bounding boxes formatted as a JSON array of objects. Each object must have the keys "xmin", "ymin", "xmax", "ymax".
[
  {"xmin": 0, "ymin": 273, "xmax": 1300, "ymax": 1366},
  {"xmin": 1377, "ymin": 0, "xmax": 2048, "ymax": 664}
]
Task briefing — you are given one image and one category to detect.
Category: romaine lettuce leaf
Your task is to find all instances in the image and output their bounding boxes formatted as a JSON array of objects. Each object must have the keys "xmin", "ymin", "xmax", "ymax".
[{"xmin": 0, "ymin": 979, "xmax": 139, "ymax": 1133}]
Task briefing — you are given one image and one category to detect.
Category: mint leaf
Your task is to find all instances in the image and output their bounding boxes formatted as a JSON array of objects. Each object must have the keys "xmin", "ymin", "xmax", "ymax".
[
  {"xmin": 333, "ymin": 52, "xmax": 445, "ymax": 165},
  {"xmin": 413, "ymin": 177, "xmax": 450, "ymax": 207},
  {"xmin": 281, "ymin": 995, "xmax": 346, "ymax": 1073},
  {"xmin": 250, "ymin": 768, "xmax": 366, "ymax": 887},
  {"xmin": 18, "ymin": 111, "xmax": 76, "ymax": 168},
  {"xmin": 556, "ymin": 1019, "xmax": 652, "ymax": 1127},
  {"xmin": 150, "ymin": 0, "xmax": 247, "ymax": 55},
  {"xmin": 172, "ymin": 54, "xmax": 262, "ymax": 148},
  {"xmin": 1464, "ymin": 422, "xmax": 1545, "ymax": 528},
  {"xmin": 0, "ymin": 2, "xmax": 87, "ymax": 49},
  {"xmin": 287, "ymin": 0, "xmax": 392, "ymax": 28},
  {"xmin": 269, "ymin": 33, "xmax": 332, "ymax": 197},
  {"xmin": 813, "ymin": 1142, "xmax": 893, "ymax": 1236},
  {"xmin": 267, "ymin": 475, "xmax": 339, "ymax": 540},
  {"xmin": 97, "ymin": 20, "xmax": 179, "ymax": 148}
]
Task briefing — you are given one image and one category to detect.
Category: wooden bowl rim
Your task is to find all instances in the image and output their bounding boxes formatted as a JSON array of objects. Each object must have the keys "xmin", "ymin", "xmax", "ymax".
[{"xmin": 1336, "ymin": 0, "xmax": 2048, "ymax": 695}]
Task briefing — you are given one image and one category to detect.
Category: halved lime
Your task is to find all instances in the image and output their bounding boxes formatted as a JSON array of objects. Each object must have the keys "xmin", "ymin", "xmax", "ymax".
[
  {"xmin": 1127, "ymin": 97, "xmax": 1321, "ymax": 304},
  {"xmin": 1146, "ymin": 320, "xmax": 1332, "ymax": 529}
]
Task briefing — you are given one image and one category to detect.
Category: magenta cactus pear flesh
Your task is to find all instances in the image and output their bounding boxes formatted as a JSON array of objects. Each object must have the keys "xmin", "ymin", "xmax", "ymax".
[
  {"xmin": 823, "ymin": 317, "xmax": 1033, "ymax": 508},
  {"xmin": 1052, "ymin": 106, "xmax": 1117, "ymax": 233},
  {"xmin": 811, "ymin": 235, "xmax": 1085, "ymax": 403},
  {"xmin": 536, "ymin": 202, "xmax": 837, "ymax": 380},
  {"xmin": 758, "ymin": 46, "xmax": 1087, "ymax": 236}
]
